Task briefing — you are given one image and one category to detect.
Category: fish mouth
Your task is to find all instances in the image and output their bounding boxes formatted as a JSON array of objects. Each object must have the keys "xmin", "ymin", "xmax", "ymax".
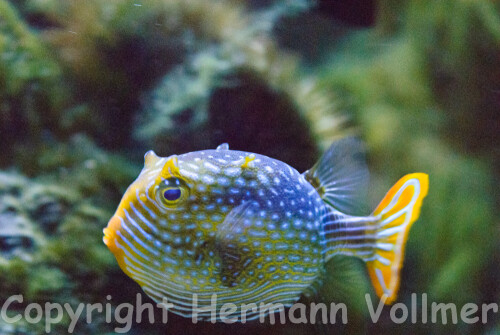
[{"xmin": 103, "ymin": 215, "xmax": 122, "ymax": 253}]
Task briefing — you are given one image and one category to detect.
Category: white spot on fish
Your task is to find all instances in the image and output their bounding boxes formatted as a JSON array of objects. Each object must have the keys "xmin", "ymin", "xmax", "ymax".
[
  {"xmin": 217, "ymin": 177, "xmax": 230, "ymax": 186},
  {"xmin": 182, "ymin": 170, "xmax": 199, "ymax": 180},
  {"xmin": 280, "ymin": 170, "xmax": 290, "ymax": 181},
  {"xmin": 257, "ymin": 172, "xmax": 269, "ymax": 184},
  {"xmin": 202, "ymin": 175, "xmax": 215, "ymax": 184},
  {"xmin": 211, "ymin": 188, "xmax": 223, "ymax": 195},
  {"xmin": 204, "ymin": 162, "xmax": 220, "ymax": 173},
  {"xmin": 187, "ymin": 163, "xmax": 199, "ymax": 170},
  {"xmin": 235, "ymin": 177, "xmax": 245, "ymax": 186},
  {"xmin": 225, "ymin": 167, "xmax": 241, "ymax": 177}
]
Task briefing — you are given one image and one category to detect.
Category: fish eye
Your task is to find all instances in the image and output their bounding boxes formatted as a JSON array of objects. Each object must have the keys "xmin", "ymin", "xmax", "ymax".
[
  {"xmin": 163, "ymin": 188, "xmax": 181, "ymax": 201},
  {"xmin": 157, "ymin": 178, "xmax": 189, "ymax": 208}
]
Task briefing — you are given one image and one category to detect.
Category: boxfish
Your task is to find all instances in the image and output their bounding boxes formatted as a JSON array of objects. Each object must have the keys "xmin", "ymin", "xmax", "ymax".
[{"xmin": 103, "ymin": 138, "xmax": 428, "ymax": 321}]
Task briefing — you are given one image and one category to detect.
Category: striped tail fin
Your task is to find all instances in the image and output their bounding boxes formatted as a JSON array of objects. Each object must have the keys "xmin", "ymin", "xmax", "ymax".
[
  {"xmin": 323, "ymin": 173, "xmax": 428, "ymax": 304},
  {"xmin": 366, "ymin": 173, "xmax": 428, "ymax": 304}
]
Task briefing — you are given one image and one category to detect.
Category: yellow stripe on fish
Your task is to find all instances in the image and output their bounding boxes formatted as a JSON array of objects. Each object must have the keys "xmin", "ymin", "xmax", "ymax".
[{"xmin": 103, "ymin": 139, "xmax": 429, "ymax": 321}]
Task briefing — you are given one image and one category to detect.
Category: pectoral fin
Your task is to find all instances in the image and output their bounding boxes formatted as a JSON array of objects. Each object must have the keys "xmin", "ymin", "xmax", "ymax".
[{"xmin": 215, "ymin": 201, "xmax": 259, "ymax": 287}]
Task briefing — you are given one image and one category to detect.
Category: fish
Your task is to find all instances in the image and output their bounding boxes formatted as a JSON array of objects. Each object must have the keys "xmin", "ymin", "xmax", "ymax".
[{"xmin": 103, "ymin": 138, "xmax": 428, "ymax": 321}]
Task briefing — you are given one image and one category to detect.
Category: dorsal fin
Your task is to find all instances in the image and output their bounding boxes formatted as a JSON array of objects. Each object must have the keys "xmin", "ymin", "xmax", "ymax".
[{"xmin": 304, "ymin": 137, "xmax": 369, "ymax": 214}]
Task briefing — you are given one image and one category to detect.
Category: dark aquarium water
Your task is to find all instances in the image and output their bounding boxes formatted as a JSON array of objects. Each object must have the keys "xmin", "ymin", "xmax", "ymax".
[{"xmin": 0, "ymin": 0, "xmax": 499, "ymax": 334}]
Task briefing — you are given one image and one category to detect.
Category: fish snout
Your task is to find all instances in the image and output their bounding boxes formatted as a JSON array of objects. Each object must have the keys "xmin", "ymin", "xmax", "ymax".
[{"xmin": 103, "ymin": 215, "xmax": 122, "ymax": 252}]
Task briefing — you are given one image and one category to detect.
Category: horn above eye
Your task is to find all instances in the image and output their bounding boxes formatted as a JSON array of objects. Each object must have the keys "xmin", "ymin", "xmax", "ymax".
[{"xmin": 144, "ymin": 150, "xmax": 160, "ymax": 168}]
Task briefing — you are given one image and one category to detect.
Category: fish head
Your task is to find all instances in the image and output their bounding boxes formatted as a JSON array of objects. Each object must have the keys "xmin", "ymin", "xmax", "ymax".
[{"xmin": 103, "ymin": 149, "xmax": 255, "ymax": 298}]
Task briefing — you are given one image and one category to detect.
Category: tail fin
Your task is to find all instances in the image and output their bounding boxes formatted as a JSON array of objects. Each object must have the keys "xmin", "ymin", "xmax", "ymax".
[{"xmin": 366, "ymin": 173, "xmax": 428, "ymax": 304}]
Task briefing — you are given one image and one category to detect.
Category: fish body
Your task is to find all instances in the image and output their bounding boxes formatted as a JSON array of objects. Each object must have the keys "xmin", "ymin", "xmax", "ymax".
[{"xmin": 104, "ymin": 139, "xmax": 428, "ymax": 321}]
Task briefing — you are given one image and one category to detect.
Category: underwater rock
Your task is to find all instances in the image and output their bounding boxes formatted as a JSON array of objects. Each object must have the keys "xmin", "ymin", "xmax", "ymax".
[
  {"xmin": 0, "ymin": 212, "xmax": 35, "ymax": 261},
  {"xmin": 0, "ymin": 172, "xmax": 44, "ymax": 262}
]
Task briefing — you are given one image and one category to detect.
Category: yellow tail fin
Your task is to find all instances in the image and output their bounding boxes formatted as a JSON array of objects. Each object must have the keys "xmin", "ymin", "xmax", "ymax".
[{"xmin": 366, "ymin": 173, "xmax": 429, "ymax": 304}]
